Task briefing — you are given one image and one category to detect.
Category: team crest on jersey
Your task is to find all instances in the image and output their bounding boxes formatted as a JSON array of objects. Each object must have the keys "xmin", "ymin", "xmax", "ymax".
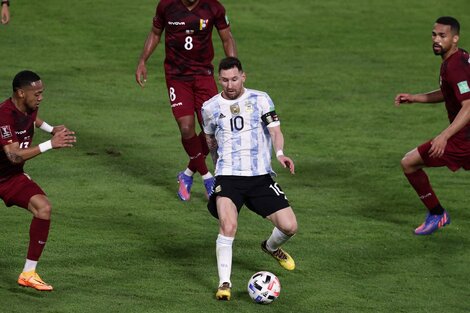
[
  {"xmin": 0, "ymin": 125, "xmax": 12, "ymax": 139},
  {"xmin": 245, "ymin": 101, "xmax": 254, "ymax": 113},
  {"xmin": 457, "ymin": 81, "xmax": 470, "ymax": 94},
  {"xmin": 199, "ymin": 19, "xmax": 208, "ymax": 30},
  {"xmin": 230, "ymin": 104, "xmax": 240, "ymax": 115}
]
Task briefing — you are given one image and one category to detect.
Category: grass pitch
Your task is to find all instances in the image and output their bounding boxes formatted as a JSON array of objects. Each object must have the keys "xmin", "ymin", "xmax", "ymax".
[{"xmin": 1, "ymin": 0, "xmax": 470, "ymax": 312}]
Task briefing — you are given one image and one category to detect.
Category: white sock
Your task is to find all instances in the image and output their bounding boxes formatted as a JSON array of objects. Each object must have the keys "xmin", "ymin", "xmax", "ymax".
[
  {"xmin": 202, "ymin": 172, "xmax": 213, "ymax": 180},
  {"xmin": 23, "ymin": 259, "xmax": 38, "ymax": 273},
  {"xmin": 266, "ymin": 227, "xmax": 291, "ymax": 252},
  {"xmin": 184, "ymin": 168, "xmax": 194, "ymax": 177},
  {"xmin": 216, "ymin": 234, "xmax": 234, "ymax": 287}
]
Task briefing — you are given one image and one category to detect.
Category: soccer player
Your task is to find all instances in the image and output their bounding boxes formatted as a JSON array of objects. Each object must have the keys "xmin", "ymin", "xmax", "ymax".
[
  {"xmin": 202, "ymin": 57, "xmax": 297, "ymax": 300},
  {"xmin": 1, "ymin": 0, "xmax": 10, "ymax": 24},
  {"xmin": 0, "ymin": 70, "xmax": 76, "ymax": 290},
  {"xmin": 395, "ymin": 16, "xmax": 470, "ymax": 235},
  {"xmin": 135, "ymin": 0, "xmax": 237, "ymax": 201}
]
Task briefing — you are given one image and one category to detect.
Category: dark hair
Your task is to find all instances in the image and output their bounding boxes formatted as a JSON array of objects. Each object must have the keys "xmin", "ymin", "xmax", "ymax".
[
  {"xmin": 218, "ymin": 57, "xmax": 243, "ymax": 73},
  {"xmin": 436, "ymin": 16, "xmax": 460, "ymax": 35},
  {"xmin": 12, "ymin": 70, "xmax": 41, "ymax": 92}
]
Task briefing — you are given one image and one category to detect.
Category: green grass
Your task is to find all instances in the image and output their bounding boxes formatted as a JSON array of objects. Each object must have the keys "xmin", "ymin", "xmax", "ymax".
[{"xmin": 1, "ymin": 0, "xmax": 470, "ymax": 312}]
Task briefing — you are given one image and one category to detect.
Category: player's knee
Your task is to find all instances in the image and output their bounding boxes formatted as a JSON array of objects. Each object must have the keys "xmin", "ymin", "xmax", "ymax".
[
  {"xmin": 220, "ymin": 220, "xmax": 238, "ymax": 237},
  {"xmin": 179, "ymin": 124, "xmax": 196, "ymax": 139},
  {"xmin": 279, "ymin": 221, "xmax": 297, "ymax": 237},
  {"xmin": 36, "ymin": 202, "xmax": 52, "ymax": 219},
  {"xmin": 400, "ymin": 155, "xmax": 411, "ymax": 172}
]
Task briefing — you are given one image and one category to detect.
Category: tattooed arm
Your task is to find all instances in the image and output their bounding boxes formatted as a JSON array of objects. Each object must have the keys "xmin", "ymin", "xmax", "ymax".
[
  {"xmin": 3, "ymin": 129, "xmax": 76, "ymax": 164},
  {"xmin": 205, "ymin": 133, "xmax": 218, "ymax": 167}
]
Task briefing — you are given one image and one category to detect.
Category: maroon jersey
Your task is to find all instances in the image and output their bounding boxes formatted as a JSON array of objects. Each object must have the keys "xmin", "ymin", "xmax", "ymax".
[
  {"xmin": 440, "ymin": 48, "xmax": 470, "ymax": 139},
  {"xmin": 153, "ymin": 0, "xmax": 230, "ymax": 78},
  {"xmin": 0, "ymin": 98, "xmax": 37, "ymax": 180}
]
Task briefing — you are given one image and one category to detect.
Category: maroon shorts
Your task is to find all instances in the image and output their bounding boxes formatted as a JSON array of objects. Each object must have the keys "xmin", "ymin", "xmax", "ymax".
[
  {"xmin": 0, "ymin": 173, "xmax": 46, "ymax": 209},
  {"xmin": 418, "ymin": 135, "xmax": 470, "ymax": 171},
  {"xmin": 165, "ymin": 75, "xmax": 218, "ymax": 124}
]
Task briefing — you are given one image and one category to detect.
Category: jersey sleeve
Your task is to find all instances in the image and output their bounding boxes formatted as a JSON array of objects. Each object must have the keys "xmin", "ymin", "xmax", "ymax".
[
  {"xmin": 152, "ymin": 0, "xmax": 166, "ymax": 29},
  {"xmin": 260, "ymin": 93, "xmax": 280, "ymax": 128},
  {"xmin": 202, "ymin": 104, "xmax": 216, "ymax": 135},
  {"xmin": 212, "ymin": 0, "xmax": 230, "ymax": 30},
  {"xmin": 0, "ymin": 114, "xmax": 17, "ymax": 146},
  {"xmin": 448, "ymin": 62, "xmax": 470, "ymax": 103}
]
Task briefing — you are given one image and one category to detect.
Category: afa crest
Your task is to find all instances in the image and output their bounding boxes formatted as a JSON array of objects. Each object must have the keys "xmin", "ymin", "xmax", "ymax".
[{"xmin": 245, "ymin": 101, "xmax": 254, "ymax": 113}]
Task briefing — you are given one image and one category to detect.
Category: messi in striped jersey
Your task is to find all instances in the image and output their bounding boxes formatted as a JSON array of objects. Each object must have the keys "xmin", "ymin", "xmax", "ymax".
[{"xmin": 202, "ymin": 57, "xmax": 298, "ymax": 300}]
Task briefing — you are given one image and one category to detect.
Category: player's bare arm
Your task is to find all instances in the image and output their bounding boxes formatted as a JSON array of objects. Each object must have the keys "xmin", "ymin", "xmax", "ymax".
[
  {"xmin": 429, "ymin": 99, "xmax": 470, "ymax": 158},
  {"xmin": 268, "ymin": 125, "xmax": 295, "ymax": 174},
  {"xmin": 3, "ymin": 129, "xmax": 76, "ymax": 164},
  {"xmin": 218, "ymin": 27, "xmax": 237, "ymax": 57},
  {"xmin": 394, "ymin": 89, "xmax": 444, "ymax": 106},
  {"xmin": 136, "ymin": 26, "xmax": 163, "ymax": 87},
  {"xmin": 205, "ymin": 133, "xmax": 218, "ymax": 166}
]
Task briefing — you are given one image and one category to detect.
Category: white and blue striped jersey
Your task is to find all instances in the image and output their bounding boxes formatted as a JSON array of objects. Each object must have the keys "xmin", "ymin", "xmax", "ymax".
[{"xmin": 202, "ymin": 88, "xmax": 280, "ymax": 177}]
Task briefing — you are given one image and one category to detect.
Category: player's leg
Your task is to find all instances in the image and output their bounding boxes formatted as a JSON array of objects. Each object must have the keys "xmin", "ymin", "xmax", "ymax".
[
  {"xmin": 194, "ymin": 76, "xmax": 218, "ymax": 197},
  {"xmin": 263, "ymin": 207, "xmax": 297, "ymax": 271},
  {"xmin": 167, "ymin": 78, "xmax": 209, "ymax": 200},
  {"xmin": 214, "ymin": 196, "xmax": 238, "ymax": 300},
  {"xmin": 247, "ymin": 176, "xmax": 297, "ymax": 270},
  {"xmin": 401, "ymin": 145, "xmax": 450, "ymax": 235},
  {"xmin": 5, "ymin": 174, "xmax": 54, "ymax": 291}
]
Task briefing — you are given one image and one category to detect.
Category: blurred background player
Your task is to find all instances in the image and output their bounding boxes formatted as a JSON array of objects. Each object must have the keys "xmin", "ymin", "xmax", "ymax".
[
  {"xmin": 0, "ymin": 70, "xmax": 76, "ymax": 290},
  {"xmin": 395, "ymin": 16, "xmax": 470, "ymax": 235},
  {"xmin": 202, "ymin": 57, "xmax": 297, "ymax": 300},
  {"xmin": 135, "ymin": 0, "xmax": 237, "ymax": 201},
  {"xmin": 1, "ymin": 0, "xmax": 10, "ymax": 24}
]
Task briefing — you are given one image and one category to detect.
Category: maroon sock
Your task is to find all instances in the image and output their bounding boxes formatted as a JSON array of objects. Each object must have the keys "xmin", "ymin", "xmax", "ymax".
[
  {"xmin": 182, "ymin": 135, "xmax": 208, "ymax": 175},
  {"xmin": 404, "ymin": 170, "xmax": 440, "ymax": 210},
  {"xmin": 27, "ymin": 217, "xmax": 50, "ymax": 261},
  {"xmin": 198, "ymin": 131, "xmax": 209, "ymax": 157}
]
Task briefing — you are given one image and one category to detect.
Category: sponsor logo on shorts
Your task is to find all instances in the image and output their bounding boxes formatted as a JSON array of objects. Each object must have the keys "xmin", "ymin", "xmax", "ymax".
[
  {"xmin": 457, "ymin": 80, "xmax": 470, "ymax": 94},
  {"xmin": 215, "ymin": 185, "xmax": 222, "ymax": 193},
  {"xmin": 0, "ymin": 125, "xmax": 12, "ymax": 139}
]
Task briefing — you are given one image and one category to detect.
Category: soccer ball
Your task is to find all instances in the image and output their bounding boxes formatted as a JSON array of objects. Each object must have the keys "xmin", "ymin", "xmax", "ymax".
[{"xmin": 247, "ymin": 271, "xmax": 281, "ymax": 304}]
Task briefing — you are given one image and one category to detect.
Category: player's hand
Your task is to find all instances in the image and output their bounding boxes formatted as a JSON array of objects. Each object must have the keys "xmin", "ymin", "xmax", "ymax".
[
  {"xmin": 51, "ymin": 128, "xmax": 76, "ymax": 149},
  {"xmin": 429, "ymin": 133, "xmax": 447, "ymax": 158},
  {"xmin": 51, "ymin": 125, "xmax": 67, "ymax": 135},
  {"xmin": 394, "ymin": 93, "xmax": 414, "ymax": 106},
  {"xmin": 1, "ymin": 6, "xmax": 10, "ymax": 24},
  {"xmin": 277, "ymin": 155, "xmax": 295, "ymax": 174},
  {"xmin": 135, "ymin": 62, "xmax": 148, "ymax": 88}
]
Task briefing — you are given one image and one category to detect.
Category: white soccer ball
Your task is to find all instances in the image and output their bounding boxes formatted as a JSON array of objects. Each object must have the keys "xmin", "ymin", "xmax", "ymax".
[{"xmin": 247, "ymin": 271, "xmax": 281, "ymax": 304}]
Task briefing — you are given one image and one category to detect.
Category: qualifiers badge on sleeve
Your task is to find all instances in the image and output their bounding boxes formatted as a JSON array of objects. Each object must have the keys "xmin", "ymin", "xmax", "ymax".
[{"xmin": 0, "ymin": 125, "xmax": 12, "ymax": 139}]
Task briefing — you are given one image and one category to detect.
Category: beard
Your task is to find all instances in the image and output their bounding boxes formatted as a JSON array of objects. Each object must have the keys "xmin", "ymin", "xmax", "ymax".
[{"xmin": 433, "ymin": 43, "xmax": 446, "ymax": 56}]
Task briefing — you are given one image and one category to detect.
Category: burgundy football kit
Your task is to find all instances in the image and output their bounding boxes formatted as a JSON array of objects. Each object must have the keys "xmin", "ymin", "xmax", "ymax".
[
  {"xmin": 0, "ymin": 97, "xmax": 49, "ymax": 267},
  {"xmin": 417, "ymin": 49, "xmax": 470, "ymax": 170}
]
